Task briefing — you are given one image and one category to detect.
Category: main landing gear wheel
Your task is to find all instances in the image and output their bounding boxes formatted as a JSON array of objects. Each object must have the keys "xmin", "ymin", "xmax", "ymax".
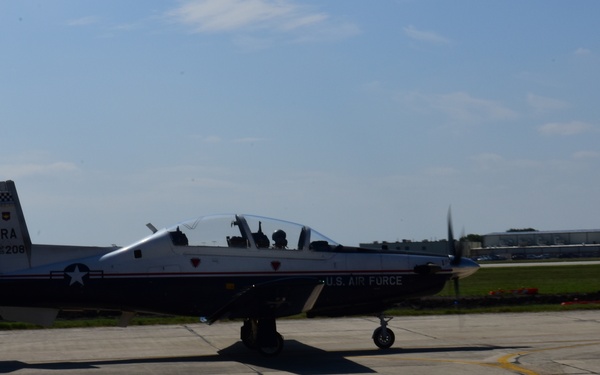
[
  {"xmin": 241, "ymin": 319, "xmax": 257, "ymax": 350},
  {"xmin": 240, "ymin": 318, "xmax": 285, "ymax": 356},
  {"xmin": 372, "ymin": 314, "xmax": 395, "ymax": 349},
  {"xmin": 257, "ymin": 332, "xmax": 284, "ymax": 357}
]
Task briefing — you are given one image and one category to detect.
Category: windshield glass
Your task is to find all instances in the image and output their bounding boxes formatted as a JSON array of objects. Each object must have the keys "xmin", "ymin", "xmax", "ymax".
[
  {"xmin": 306, "ymin": 227, "xmax": 341, "ymax": 251},
  {"xmin": 166, "ymin": 214, "xmax": 340, "ymax": 250}
]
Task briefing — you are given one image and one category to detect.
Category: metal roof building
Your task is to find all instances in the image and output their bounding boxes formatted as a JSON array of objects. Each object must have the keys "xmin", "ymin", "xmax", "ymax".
[{"xmin": 483, "ymin": 229, "xmax": 600, "ymax": 248}]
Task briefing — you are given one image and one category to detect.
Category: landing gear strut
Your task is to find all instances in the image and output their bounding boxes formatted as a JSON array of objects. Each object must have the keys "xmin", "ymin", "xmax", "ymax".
[
  {"xmin": 241, "ymin": 318, "xmax": 284, "ymax": 356},
  {"xmin": 372, "ymin": 314, "xmax": 395, "ymax": 349}
]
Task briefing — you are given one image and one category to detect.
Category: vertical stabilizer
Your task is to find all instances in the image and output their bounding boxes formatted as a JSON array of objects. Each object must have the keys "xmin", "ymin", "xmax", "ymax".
[{"xmin": 0, "ymin": 180, "xmax": 32, "ymax": 272}]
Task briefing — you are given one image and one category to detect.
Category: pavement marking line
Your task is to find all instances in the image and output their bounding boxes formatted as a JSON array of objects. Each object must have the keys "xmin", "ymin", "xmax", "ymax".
[
  {"xmin": 496, "ymin": 341, "xmax": 600, "ymax": 375},
  {"xmin": 497, "ymin": 353, "xmax": 540, "ymax": 375},
  {"xmin": 359, "ymin": 355, "xmax": 538, "ymax": 374}
]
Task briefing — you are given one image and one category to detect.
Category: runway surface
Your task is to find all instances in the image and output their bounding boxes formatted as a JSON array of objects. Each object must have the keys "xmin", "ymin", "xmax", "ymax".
[{"xmin": 0, "ymin": 311, "xmax": 598, "ymax": 374}]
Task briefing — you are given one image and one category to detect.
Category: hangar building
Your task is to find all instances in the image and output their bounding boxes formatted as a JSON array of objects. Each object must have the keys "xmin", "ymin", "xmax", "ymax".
[
  {"xmin": 472, "ymin": 229, "xmax": 600, "ymax": 259},
  {"xmin": 483, "ymin": 229, "xmax": 600, "ymax": 247}
]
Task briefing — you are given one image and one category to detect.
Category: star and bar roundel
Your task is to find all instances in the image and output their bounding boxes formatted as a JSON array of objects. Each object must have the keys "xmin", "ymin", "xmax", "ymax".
[{"xmin": 50, "ymin": 263, "xmax": 104, "ymax": 287}]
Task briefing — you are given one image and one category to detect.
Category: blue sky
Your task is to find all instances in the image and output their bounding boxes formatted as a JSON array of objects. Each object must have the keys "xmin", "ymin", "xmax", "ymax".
[{"xmin": 2, "ymin": 1, "xmax": 599, "ymax": 247}]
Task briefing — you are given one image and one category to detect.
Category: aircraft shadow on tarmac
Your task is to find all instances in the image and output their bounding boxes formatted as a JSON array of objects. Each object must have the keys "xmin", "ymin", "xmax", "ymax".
[{"xmin": 0, "ymin": 341, "xmax": 531, "ymax": 374}]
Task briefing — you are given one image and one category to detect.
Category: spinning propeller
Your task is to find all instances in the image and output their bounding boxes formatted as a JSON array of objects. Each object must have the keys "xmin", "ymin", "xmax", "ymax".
[{"xmin": 447, "ymin": 208, "xmax": 465, "ymax": 304}]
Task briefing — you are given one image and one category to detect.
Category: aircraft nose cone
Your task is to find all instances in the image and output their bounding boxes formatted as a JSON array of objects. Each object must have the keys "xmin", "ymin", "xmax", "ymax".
[{"xmin": 453, "ymin": 257, "xmax": 480, "ymax": 279}]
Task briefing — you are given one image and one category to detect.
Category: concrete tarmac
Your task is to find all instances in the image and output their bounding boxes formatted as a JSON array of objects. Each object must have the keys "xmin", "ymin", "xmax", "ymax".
[{"xmin": 0, "ymin": 311, "xmax": 598, "ymax": 374}]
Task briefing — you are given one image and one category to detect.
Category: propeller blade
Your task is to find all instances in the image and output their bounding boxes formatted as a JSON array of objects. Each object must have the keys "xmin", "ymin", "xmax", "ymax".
[
  {"xmin": 447, "ymin": 207, "xmax": 470, "ymax": 308},
  {"xmin": 448, "ymin": 207, "xmax": 462, "ymax": 265},
  {"xmin": 453, "ymin": 277, "xmax": 460, "ymax": 307},
  {"xmin": 447, "ymin": 208, "xmax": 454, "ymax": 247}
]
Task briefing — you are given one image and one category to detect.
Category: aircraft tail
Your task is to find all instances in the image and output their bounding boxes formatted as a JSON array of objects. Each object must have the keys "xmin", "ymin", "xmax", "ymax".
[{"xmin": 0, "ymin": 180, "xmax": 32, "ymax": 272}]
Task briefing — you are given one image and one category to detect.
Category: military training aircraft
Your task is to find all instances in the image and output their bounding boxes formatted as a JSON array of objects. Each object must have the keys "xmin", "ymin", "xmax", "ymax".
[{"xmin": 0, "ymin": 180, "xmax": 478, "ymax": 356}]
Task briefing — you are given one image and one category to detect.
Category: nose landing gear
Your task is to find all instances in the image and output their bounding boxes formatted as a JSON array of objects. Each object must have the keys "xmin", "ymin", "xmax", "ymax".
[{"xmin": 372, "ymin": 314, "xmax": 395, "ymax": 349}]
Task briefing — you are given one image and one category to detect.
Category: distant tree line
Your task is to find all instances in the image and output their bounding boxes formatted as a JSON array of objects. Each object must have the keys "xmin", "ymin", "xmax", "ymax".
[
  {"xmin": 506, "ymin": 228, "xmax": 538, "ymax": 232},
  {"xmin": 461, "ymin": 234, "xmax": 483, "ymax": 242}
]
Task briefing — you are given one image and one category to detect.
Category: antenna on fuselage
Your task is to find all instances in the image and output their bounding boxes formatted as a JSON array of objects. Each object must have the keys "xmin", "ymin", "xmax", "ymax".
[{"xmin": 146, "ymin": 223, "xmax": 158, "ymax": 234}]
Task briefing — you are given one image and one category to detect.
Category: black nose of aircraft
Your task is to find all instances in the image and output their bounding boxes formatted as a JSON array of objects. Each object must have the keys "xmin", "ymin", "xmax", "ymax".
[
  {"xmin": 446, "ymin": 207, "xmax": 480, "ymax": 298},
  {"xmin": 452, "ymin": 256, "xmax": 480, "ymax": 279}
]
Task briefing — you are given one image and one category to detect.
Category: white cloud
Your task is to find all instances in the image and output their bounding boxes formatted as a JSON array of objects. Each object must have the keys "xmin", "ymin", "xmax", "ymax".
[
  {"xmin": 527, "ymin": 93, "xmax": 569, "ymax": 113},
  {"xmin": 167, "ymin": 0, "xmax": 294, "ymax": 32},
  {"xmin": 110, "ymin": 23, "xmax": 142, "ymax": 32},
  {"xmin": 572, "ymin": 150, "xmax": 600, "ymax": 160},
  {"xmin": 397, "ymin": 91, "xmax": 517, "ymax": 123},
  {"xmin": 67, "ymin": 16, "xmax": 99, "ymax": 27},
  {"xmin": 290, "ymin": 19, "xmax": 360, "ymax": 43},
  {"xmin": 575, "ymin": 47, "xmax": 591, "ymax": 56},
  {"xmin": 471, "ymin": 153, "xmax": 504, "ymax": 171},
  {"xmin": 424, "ymin": 167, "xmax": 457, "ymax": 177},
  {"xmin": 472, "ymin": 153, "xmax": 544, "ymax": 169},
  {"xmin": 0, "ymin": 162, "xmax": 79, "ymax": 179},
  {"xmin": 538, "ymin": 121, "xmax": 595, "ymax": 136},
  {"xmin": 280, "ymin": 13, "xmax": 328, "ymax": 31},
  {"xmin": 436, "ymin": 92, "xmax": 516, "ymax": 122},
  {"xmin": 203, "ymin": 135, "xmax": 222, "ymax": 143},
  {"xmin": 403, "ymin": 25, "xmax": 450, "ymax": 44},
  {"xmin": 232, "ymin": 137, "xmax": 265, "ymax": 144},
  {"xmin": 166, "ymin": 0, "xmax": 359, "ymax": 43}
]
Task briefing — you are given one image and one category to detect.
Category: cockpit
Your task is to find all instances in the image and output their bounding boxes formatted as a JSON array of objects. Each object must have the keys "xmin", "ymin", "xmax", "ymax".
[{"xmin": 166, "ymin": 214, "xmax": 340, "ymax": 251}]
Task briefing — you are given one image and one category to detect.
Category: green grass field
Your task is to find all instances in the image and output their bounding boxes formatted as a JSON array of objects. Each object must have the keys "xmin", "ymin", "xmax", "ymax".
[
  {"xmin": 437, "ymin": 264, "xmax": 600, "ymax": 297},
  {"xmin": 385, "ymin": 263, "xmax": 600, "ymax": 316}
]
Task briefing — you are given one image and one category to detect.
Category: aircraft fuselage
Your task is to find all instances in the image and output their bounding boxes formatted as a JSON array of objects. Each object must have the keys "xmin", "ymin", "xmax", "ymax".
[{"xmin": 0, "ymin": 228, "xmax": 453, "ymax": 319}]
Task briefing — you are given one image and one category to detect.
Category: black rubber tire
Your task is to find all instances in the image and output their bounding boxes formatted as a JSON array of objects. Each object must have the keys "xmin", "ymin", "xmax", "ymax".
[
  {"xmin": 257, "ymin": 333, "xmax": 284, "ymax": 357},
  {"xmin": 372, "ymin": 327, "xmax": 395, "ymax": 349},
  {"xmin": 241, "ymin": 323, "xmax": 257, "ymax": 349}
]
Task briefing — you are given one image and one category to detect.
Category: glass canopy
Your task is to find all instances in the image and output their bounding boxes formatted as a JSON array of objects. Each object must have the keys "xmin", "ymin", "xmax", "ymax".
[{"xmin": 166, "ymin": 214, "xmax": 340, "ymax": 251}]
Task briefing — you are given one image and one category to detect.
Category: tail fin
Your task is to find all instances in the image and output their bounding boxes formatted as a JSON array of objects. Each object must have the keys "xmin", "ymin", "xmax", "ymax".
[{"xmin": 0, "ymin": 180, "xmax": 32, "ymax": 272}]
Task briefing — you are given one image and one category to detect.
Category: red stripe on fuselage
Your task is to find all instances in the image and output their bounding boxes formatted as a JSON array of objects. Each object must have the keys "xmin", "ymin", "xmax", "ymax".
[{"xmin": 0, "ymin": 269, "xmax": 453, "ymax": 280}]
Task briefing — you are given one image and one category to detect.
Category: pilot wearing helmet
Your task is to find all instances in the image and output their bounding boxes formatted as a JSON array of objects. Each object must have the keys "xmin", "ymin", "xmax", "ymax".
[{"xmin": 272, "ymin": 229, "xmax": 287, "ymax": 249}]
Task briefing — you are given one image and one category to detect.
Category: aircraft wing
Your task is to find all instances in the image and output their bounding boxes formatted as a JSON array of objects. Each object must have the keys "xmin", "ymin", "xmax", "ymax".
[{"xmin": 202, "ymin": 277, "xmax": 324, "ymax": 324}]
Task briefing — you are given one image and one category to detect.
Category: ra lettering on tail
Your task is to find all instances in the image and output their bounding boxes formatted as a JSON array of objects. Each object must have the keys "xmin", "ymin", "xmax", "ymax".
[{"xmin": 0, "ymin": 180, "xmax": 33, "ymax": 272}]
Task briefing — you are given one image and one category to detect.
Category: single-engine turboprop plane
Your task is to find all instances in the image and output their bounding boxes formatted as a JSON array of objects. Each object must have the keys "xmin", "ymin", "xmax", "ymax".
[{"xmin": 0, "ymin": 180, "xmax": 478, "ymax": 356}]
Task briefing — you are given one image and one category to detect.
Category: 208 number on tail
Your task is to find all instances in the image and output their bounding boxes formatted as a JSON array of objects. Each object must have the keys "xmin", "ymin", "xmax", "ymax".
[{"xmin": 0, "ymin": 246, "xmax": 26, "ymax": 255}]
